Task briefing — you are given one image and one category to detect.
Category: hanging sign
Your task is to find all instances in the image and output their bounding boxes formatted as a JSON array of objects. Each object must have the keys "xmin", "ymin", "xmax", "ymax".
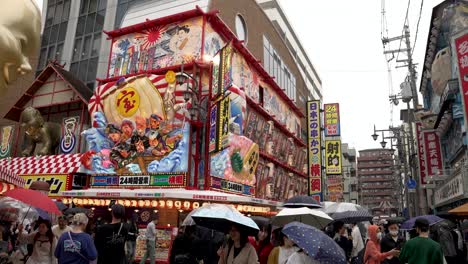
[
  {"xmin": 324, "ymin": 103, "xmax": 341, "ymax": 136},
  {"xmin": 422, "ymin": 131, "xmax": 443, "ymax": 179},
  {"xmin": 415, "ymin": 122, "xmax": 427, "ymax": 185},
  {"xmin": 209, "ymin": 104, "xmax": 218, "ymax": 153},
  {"xmin": 60, "ymin": 116, "xmax": 80, "ymax": 154},
  {"xmin": 219, "ymin": 41, "xmax": 234, "ymax": 94},
  {"xmin": 307, "ymin": 101, "xmax": 322, "ymax": 201},
  {"xmin": 217, "ymin": 96, "xmax": 231, "ymax": 150},
  {"xmin": 325, "ymin": 140, "xmax": 342, "ymax": 174},
  {"xmin": 0, "ymin": 126, "xmax": 14, "ymax": 158},
  {"xmin": 454, "ymin": 33, "xmax": 468, "ymax": 129}
]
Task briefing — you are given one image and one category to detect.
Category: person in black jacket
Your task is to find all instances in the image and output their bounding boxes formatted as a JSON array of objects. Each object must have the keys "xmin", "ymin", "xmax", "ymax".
[
  {"xmin": 170, "ymin": 225, "xmax": 201, "ymax": 264},
  {"xmin": 380, "ymin": 221, "xmax": 405, "ymax": 264},
  {"xmin": 126, "ymin": 214, "xmax": 138, "ymax": 264},
  {"xmin": 333, "ymin": 221, "xmax": 352, "ymax": 261}
]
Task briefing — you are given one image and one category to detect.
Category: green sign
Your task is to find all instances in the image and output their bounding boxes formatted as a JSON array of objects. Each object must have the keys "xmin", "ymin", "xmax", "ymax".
[{"xmin": 150, "ymin": 174, "xmax": 185, "ymax": 186}]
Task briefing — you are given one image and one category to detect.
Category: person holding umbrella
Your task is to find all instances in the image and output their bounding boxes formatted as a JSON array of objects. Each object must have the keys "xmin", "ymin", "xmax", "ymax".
[
  {"xmin": 18, "ymin": 219, "xmax": 55, "ymax": 264},
  {"xmin": 364, "ymin": 225, "xmax": 400, "ymax": 264},
  {"xmin": 218, "ymin": 224, "xmax": 258, "ymax": 264}
]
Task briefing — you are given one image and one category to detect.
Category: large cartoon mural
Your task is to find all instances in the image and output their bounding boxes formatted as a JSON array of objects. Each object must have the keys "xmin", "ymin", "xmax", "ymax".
[
  {"xmin": 82, "ymin": 74, "xmax": 190, "ymax": 175},
  {"xmin": 108, "ymin": 17, "xmax": 203, "ymax": 77}
]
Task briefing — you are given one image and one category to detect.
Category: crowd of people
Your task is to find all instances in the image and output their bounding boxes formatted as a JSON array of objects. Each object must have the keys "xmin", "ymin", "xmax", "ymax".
[{"xmin": 0, "ymin": 203, "xmax": 465, "ymax": 264}]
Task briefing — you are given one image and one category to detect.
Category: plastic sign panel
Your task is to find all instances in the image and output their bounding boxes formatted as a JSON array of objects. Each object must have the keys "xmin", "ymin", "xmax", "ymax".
[
  {"xmin": 307, "ymin": 101, "xmax": 322, "ymax": 200},
  {"xmin": 217, "ymin": 96, "xmax": 231, "ymax": 150},
  {"xmin": 324, "ymin": 103, "xmax": 340, "ymax": 136},
  {"xmin": 325, "ymin": 140, "xmax": 342, "ymax": 174},
  {"xmin": 455, "ymin": 33, "xmax": 468, "ymax": 129},
  {"xmin": 23, "ymin": 174, "xmax": 70, "ymax": 197},
  {"xmin": 422, "ymin": 131, "xmax": 443, "ymax": 178},
  {"xmin": 60, "ymin": 116, "xmax": 80, "ymax": 154},
  {"xmin": 416, "ymin": 122, "xmax": 428, "ymax": 185},
  {"xmin": 208, "ymin": 104, "xmax": 218, "ymax": 153},
  {"xmin": 0, "ymin": 126, "xmax": 14, "ymax": 158},
  {"xmin": 119, "ymin": 175, "xmax": 150, "ymax": 186}
]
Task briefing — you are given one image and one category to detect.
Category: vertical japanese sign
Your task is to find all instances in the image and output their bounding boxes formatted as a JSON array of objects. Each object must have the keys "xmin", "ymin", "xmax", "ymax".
[
  {"xmin": 325, "ymin": 140, "xmax": 342, "ymax": 174},
  {"xmin": 307, "ymin": 101, "xmax": 322, "ymax": 200},
  {"xmin": 219, "ymin": 42, "xmax": 233, "ymax": 94},
  {"xmin": 454, "ymin": 33, "xmax": 468, "ymax": 129},
  {"xmin": 415, "ymin": 122, "xmax": 427, "ymax": 185},
  {"xmin": 217, "ymin": 96, "xmax": 231, "ymax": 150},
  {"xmin": 422, "ymin": 131, "xmax": 443, "ymax": 179},
  {"xmin": 324, "ymin": 103, "xmax": 340, "ymax": 136},
  {"xmin": 209, "ymin": 104, "xmax": 218, "ymax": 153},
  {"xmin": 211, "ymin": 53, "xmax": 221, "ymax": 99},
  {"xmin": 60, "ymin": 116, "xmax": 80, "ymax": 154},
  {"xmin": 0, "ymin": 126, "xmax": 14, "ymax": 158}
]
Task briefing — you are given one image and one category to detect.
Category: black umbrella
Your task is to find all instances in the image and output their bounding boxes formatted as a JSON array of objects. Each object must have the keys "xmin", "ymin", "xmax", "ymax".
[
  {"xmin": 283, "ymin": 195, "xmax": 322, "ymax": 209},
  {"xmin": 331, "ymin": 210, "xmax": 373, "ymax": 224},
  {"xmin": 54, "ymin": 201, "xmax": 67, "ymax": 211},
  {"xmin": 250, "ymin": 216, "xmax": 270, "ymax": 228},
  {"xmin": 64, "ymin": 207, "xmax": 90, "ymax": 215}
]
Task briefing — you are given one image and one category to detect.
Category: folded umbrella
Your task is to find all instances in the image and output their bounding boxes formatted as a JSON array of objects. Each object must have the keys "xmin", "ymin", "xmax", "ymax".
[
  {"xmin": 284, "ymin": 195, "xmax": 322, "ymax": 209},
  {"xmin": 271, "ymin": 207, "xmax": 332, "ymax": 229},
  {"xmin": 3, "ymin": 188, "xmax": 62, "ymax": 215},
  {"xmin": 282, "ymin": 221, "xmax": 347, "ymax": 264},
  {"xmin": 191, "ymin": 204, "xmax": 259, "ymax": 236},
  {"xmin": 400, "ymin": 215, "xmax": 443, "ymax": 230},
  {"xmin": 331, "ymin": 210, "xmax": 373, "ymax": 223}
]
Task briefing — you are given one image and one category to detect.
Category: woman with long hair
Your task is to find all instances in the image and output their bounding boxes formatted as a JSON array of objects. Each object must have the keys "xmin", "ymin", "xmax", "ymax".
[
  {"xmin": 18, "ymin": 219, "xmax": 55, "ymax": 264},
  {"xmin": 218, "ymin": 224, "xmax": 258, "ymax": 264},
  {"xmin": 267, "ymin": 230, "xmax": 296, "ymax": 264},
  {"xmin": 252, "ymin": 224, "xmax": 273, "ymax": 264},
  {"xmin": 54, "ymin": 213, "xmax": 97, "ymax": 264}
]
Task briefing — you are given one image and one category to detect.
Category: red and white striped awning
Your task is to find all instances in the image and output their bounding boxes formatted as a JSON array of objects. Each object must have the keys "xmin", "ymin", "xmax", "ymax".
[
  {"xmin": 0, "ymin": 182, "xmax": 17, "ymax": 195},
  {"xmin": 0, "ymin": 166, "xmax": 25, "ymax": 187},
  {"xmin": 0, "ymin": 154, "xmax": 83, "ymax": 177}
]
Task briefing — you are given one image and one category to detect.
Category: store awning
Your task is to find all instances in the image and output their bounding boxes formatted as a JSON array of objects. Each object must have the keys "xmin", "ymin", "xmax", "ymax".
[
  {"xmin": 0, "ymin": 154, "xmax": 83, "ymax": 176},
  {"xmin": 448, "ymin": 202, "xmax": 468, "ymax": 216},
  {"xmin": 0, "ymin": 165, "xmax": 25, "ymax": 187},
  {"xmin": 0, "ymin": 182, "xmax": 17, "ymax": 195},
  {"xmin": 59, "ymin": 188, "xmax": 283, "ymax": 207}
]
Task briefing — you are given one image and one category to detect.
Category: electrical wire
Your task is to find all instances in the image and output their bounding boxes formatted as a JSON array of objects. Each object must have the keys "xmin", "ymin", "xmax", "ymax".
[
  {"xmin": 411, "ymin": 0, "xmax": 424, "ymax": 56},
  {"xmin": 396, "ymin": 0, "xmax": 411, "ymax": 62}
]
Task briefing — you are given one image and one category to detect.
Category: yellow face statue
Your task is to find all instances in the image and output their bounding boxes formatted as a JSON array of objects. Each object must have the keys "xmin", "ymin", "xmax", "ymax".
[{"xmin": 0, "ymin": 0, "xmax": 41, "ymax": 92}]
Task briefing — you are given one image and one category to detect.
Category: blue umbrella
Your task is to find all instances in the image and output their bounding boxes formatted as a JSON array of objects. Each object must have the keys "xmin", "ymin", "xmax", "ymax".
[
  {"xmin": 191, "ymin": 204, "xmax": 259, "ymax": 235},
  {"xmin": 35, "ymin": 208, "xmax": 51, "ymax": 221},
  {"xmin": 54, "ymin": 201, "xmax": 67, "ymax": 211},
  {"xmin": 400, "ymin": 215, "xmax": 443, "ymax": 230},
  {"xmin": 282, "ymin": 222, "xmax": 347, "ymax": 264}
]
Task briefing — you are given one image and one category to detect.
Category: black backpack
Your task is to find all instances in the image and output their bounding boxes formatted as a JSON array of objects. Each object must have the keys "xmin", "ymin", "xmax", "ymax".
[
  {"xmin": 352, "ymin": 239, "xmax": 369, "ymax": 264},
  {"xmin": 104, "ymin": 223, "xmax": 125, "ymax": 251}
]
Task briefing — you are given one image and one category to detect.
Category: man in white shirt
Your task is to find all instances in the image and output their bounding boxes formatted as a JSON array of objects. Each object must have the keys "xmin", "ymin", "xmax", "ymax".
[
  {"xmin": 350, "ymin": 222, "xmax": 364, "ymax": 262},
  {"xmin": 52, "ymin": 216, "xmax": 71, "ymax": 240},
  {"xmin": 140, "ymin": 213, "xmax": 159, "ymax": 264}
]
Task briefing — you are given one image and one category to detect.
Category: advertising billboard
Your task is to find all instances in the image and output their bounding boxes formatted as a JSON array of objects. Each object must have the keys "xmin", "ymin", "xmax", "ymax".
[
  {"xmin": 307, "ymin": 101, "xmax": 322, "ymax": 201},
  {"xmin": 324, "ymin": 103, "xmax": 341, "ymax": 136},
  {"xmin": 23, "ymin": 174, "xmax": 70, "ymax": 197},
  {"xmin": 325, "ymin": 140, "xmax": 342, "ymax": 174},
  {"xmin": 415, "ymin": 122, "xmax": 427, "ymax": 185}
]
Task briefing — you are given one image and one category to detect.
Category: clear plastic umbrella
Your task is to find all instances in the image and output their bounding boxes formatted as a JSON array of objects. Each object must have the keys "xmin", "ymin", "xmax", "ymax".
[{"xmin": 324, "ymin": 202, "xmax": 363, "ymax": 214}]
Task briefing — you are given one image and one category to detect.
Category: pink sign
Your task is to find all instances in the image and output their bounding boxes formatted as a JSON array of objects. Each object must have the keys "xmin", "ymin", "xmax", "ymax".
[
  {"xmin": 455, "ymin": 34, "xmax": 468, "ymax": 127},
  {"xmin": 422, "ymin": 131, "xmax": 443, "ymax": 179},
  {"xmin": 415, "ymin": 122, "xmax": 427, "ymax": 185}
]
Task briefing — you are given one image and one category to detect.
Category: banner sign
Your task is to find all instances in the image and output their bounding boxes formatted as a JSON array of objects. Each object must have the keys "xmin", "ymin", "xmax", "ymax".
[
  {"xmin": 212, "ymin": 53, "xmax": 221, "ymax": 98},
  {"xmin": 422, "ymin": 131, "xmax": 443, "ymax": 178},
  {"xmin": 325, "ymin": 140, "xmax": 342, "ymax": 174},
  {"xmin": 91, "ymin": 176, "xmax": 119, "ymax": 187},
  {"xmin": 307, "ymin": 101, "xmax": 322, "ymax": 200},
  {"xmin": 60, "ymin": 116, "xmax": 80, "ymax": 154},
  {"xmin": 327, "ymin": 176, "xmax": 343, "ymax": 202},
  {"xmin": 415, "ymin": 122, "xmax": 427, "ymax": 185},
  {"xmin": 209, "ymin": 104, "xmax": 218, "ymax": 153},
  {"xmin": 434, "ymin": 173, "xmax": 464, "ymax": 205},
  {"xmin": 219, "ymin": 42, "xmax": 234, "ymax": 94},
  {"xmin": 454, "ymin": 33, "xmax": 468, "ymax": 129},
  {"xmin": 211, "ymin": 176, "xmax": 255, "ymax": 196},
  {"xmin": 119, "ymin": 175, "xmax": 150, "ymax": 186},
  {"xmin": 217, "ymin": 96, "xmax": 231, "ymax": 150},
  {"xmin": 151, "ymin": 174, "xmax": 185, "ymax": 186},
  {"xmin": 23, "ymin": 174, "xmax": 70, "ymax": 196},
  {"xmin": 324, "ymin": 103, "xmax": 340, "ymax": 136},
  {"xmin": 0, "ymin": 126, "xmax": 14, "ymax": 158}
]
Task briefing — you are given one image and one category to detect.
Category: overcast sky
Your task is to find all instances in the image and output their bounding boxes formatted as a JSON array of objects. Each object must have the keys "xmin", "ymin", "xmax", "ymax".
[{"xmin": 34, "ymin": 0, "xmax": 443, "ymax": 152}]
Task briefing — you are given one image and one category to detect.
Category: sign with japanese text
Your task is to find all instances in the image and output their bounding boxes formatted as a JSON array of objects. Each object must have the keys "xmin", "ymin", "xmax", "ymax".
[
  {"xmin": 116, "ymin": 87, "xmax": 140, "ymax": 117},
  {"xmin": 60, "ymin": 116, "xmax": 80, "ymax": 154},
  {"xmin": 422, "ymin": 131, "xmax": 443, "ymax": 178},
  {"xmin": 0, "ymin": 126, "xmax": 14, "ymax": 158},
  {"xmin": 325, "ymin": 140, "xmax": 342, "ymax": 174},
  {"xmin": 415, "ymin": 122, "xmax": 427, "ymax": 185},
  {"xmin": 324, "ymin": 103, "xmax": 340, "ymax": 136},
  {"xmin": 434, "ymin": 173, "xmax": 464, "ymax": 206},
  {"xmin": 210, "ymin": 176, "xmax": 255, "ymax": 196},
  {"xmin": 327, "ymin": 176, "xmax": 343, "ymax": 202},
  {"xmin": 455, "ymin": 33, "xmax": 468, "ymax": 129},
  {"xmin": 22, "ymin": 174, "xmax": 70, "ymax": 197},
  {"xmin": 219, "ymin": 41, "xmax": 234, "ymax": 94},
  {"xmin": 209, "ymin": 104, "xmax": 218, "ymax": 153},
  {"xmin": 91, "ymin": 176, "xmax": 119, "ymax": 187},
  {"xmin": 212, "ymin": 54, "xmax": 221, "ymax": 98},
  {"xmin": 217, "ymin": 96, "xmax": 231, "ymax": 150},
  {"xmin": 151, "ymin": 174, "xmax": 185, "ymax": 186},
  {"xmin": 119, "ymin": 175, "xmax": 150, "ymax": 186},
  {"xmin": 307, "ymin": 101, "xmax": 322, "ymax": 200}
]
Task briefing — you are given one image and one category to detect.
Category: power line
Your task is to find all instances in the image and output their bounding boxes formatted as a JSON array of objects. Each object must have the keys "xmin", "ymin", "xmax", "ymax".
[
  {"xmin": 412, "ymin": 0, "xmax": 424, "ymax": 56},
  {"xmin": 396, "ymin": 0, "xmax": 411, "ymax": 62}
]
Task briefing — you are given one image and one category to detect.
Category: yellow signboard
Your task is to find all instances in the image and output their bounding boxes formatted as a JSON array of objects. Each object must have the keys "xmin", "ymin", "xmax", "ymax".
[
  {"xmin": 116, "ymin": 87, "xmax": 140, "ymax": 117},
  {"xmin": 325, "ymin": 140, "xmax": 342, "ymax": 174},
  {"xmin": 22, "ymin": 174, "xmax": 69, "ymax": 197}
]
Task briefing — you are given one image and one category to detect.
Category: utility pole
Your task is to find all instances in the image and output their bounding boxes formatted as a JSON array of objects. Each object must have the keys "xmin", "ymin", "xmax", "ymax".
[{"xmin": 383, "ymin": 25, "xmax": 426, "ymax": 216}]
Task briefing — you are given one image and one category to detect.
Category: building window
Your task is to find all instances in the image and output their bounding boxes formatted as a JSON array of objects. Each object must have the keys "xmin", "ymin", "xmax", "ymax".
[
  {"xmin": 263, "ymin": 36, "xmax": 297, "ymax": 101},
  {"xmin": 70, "ymin": 0, "xmax": 107, "ymax": 89},
  {"xmin": 115, "ymin": 0, "xmax": 145, "ymax": 29},
  {"xmin": 37, "ymin": 0, "xmax": 72, "ymax": 74},
  {"xmin": 235, "ymin": 14, "xmax": 247, "ymax": 43}
]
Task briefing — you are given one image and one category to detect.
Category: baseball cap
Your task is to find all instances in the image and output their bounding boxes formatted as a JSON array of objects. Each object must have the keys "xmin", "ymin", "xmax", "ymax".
[{"xmin": 413, "ymin": 218, "xmax": 429, "ymax": 229}]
